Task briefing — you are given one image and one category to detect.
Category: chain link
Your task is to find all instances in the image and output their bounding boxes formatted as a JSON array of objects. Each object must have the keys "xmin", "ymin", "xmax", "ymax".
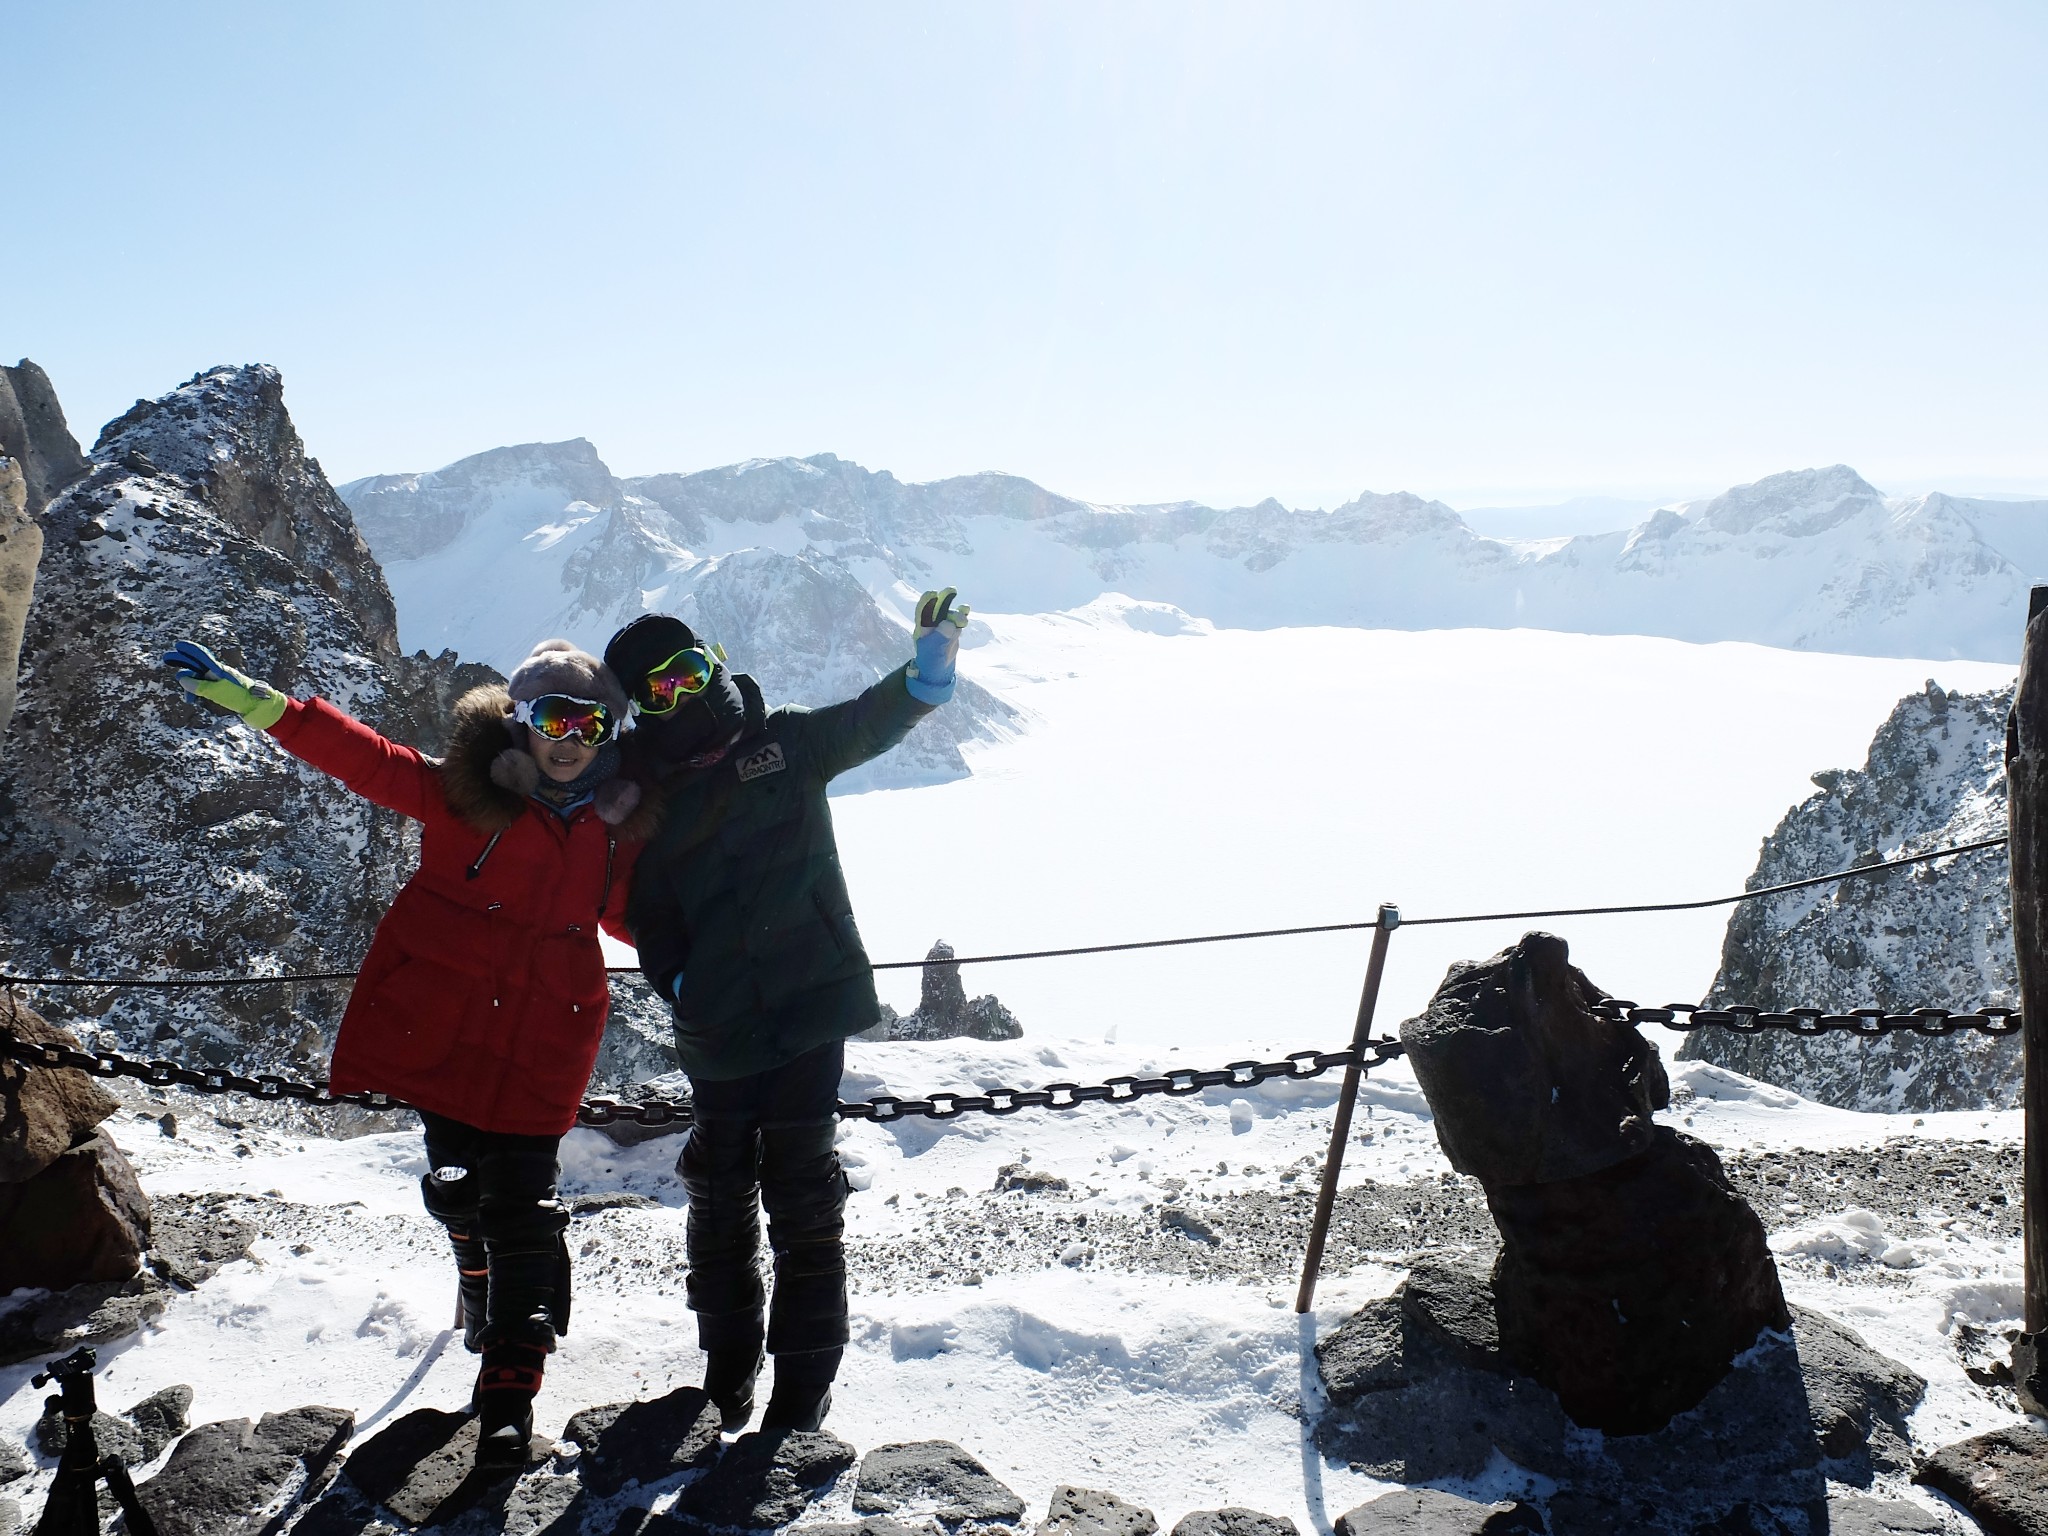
[
  {"xmin": 1587, "ymin": 1000, "xmax": 2023, "ymax": 1037},
  {"xmin": 1, "ymin": 994, "xmax": 2021, "ymax": 1131}
]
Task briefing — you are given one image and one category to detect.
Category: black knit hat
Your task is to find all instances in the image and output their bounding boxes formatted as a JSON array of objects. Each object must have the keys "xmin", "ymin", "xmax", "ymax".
[{"xmin": 604, "ymin": 614, "xmax": 700, "ymax": 694}]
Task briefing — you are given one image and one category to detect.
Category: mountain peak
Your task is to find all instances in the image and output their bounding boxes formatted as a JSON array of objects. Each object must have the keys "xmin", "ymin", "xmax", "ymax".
[{"xmin": 1686, "ymin": 465, "xmax": 1884, "ymax": 537}]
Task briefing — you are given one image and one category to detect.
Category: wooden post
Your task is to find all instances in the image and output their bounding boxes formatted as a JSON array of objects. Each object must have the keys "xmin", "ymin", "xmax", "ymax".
[
  {"xmin": 2009, "ymin": 583, "xmax": 2048, "ymax": 1413},
  {"xmin": 1295, "ymin": 903, "xmax": 1400, "ymax": 1314}
]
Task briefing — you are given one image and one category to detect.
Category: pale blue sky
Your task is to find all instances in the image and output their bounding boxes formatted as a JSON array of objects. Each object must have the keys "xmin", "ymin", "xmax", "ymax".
[{"xmin": 9, "ymin": 2, "xmax": 2045, "ymax": 509}]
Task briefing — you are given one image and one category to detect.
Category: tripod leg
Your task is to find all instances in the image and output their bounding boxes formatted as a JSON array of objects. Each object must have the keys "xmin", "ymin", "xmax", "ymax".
[{"xmin": 100, "ymin": 1455, "xmax": 161, "ymax": 1536}]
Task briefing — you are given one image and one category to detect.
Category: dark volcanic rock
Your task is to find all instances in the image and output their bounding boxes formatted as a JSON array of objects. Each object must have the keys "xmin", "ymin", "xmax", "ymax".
[
  {"xmin": 36, "ymin": 1403, "xmax": 146, "ymax": 1466},
  {"xmin": 861, "ymin": 941, "xmax": 1025, "ymax": 1042},
  {"xmin": 853, "ymin": 1439, "xmax": 1025, "ymax": 1523},
  {"xmin": 0, "ymin": 1131, "xmax": 151, "ymax": 1292},
  {"xmin": 1824, "ymin": 1494, "xmax": 1944, "ymax": 1534},
  {"xmin": 1487, "ymin": 1126, "xmax": 1790, "ymax": 1434},
  {"xmin": 1915, "ymin": 1422, "xmax": 2048, "ymax": 1534},
  {"xmin": 672, "ymin": 1427, "xmax": 856, "ymax": 1528},
  {"xmin": 1040, "ymin": 1485, "xmax": 1159, "ymax": 1536},
  {"xmin": 560, "ymin": 1385, "xmax": 722, "ymax": 1495},
  {"xmin": 1401, "ymin": 933, "xmax": 1787, "ymax": 1433},
  {"xmin": 1332, "ymin": 1490, "xmax": 1541, "ymax": 1535},
  {"xmin": 1316, "ymin": 1263, "xmax": 1914, "ymax": 1534},
  {"xmin": 126, "ymin": 1384, "xmax": 195, "ymax": 1463},
  {"xmin": 0, "ymin": 1002, "xmax": 120, "ymax": 1182},
  {"xmin": 1401, "ymin": 931, "xmax": 1667, "ymax": 1185},
  {"xmin": 338, "ymin": 1406, "xmax": 552, "ymax": 1525},
  {"xmin": 1170, "ymin": 1510, "xmax": 1300, "ymax": 1536},
  {"xmin": 150, "ymin": 1196, "xmax": 259, "ymax": 1288},
  {"xmin": 0, "ymin": 1437, "xmax": 25, "ymax": 1485},
  {"xmin": 0, "ymin": 1275, "xmax": 166, "ymax": 1365},
  {"xmin": 1681, "ymin": 679, "xmax": 2020, "ymax": 1112},
  {"xmin": 134, "ymin": 1405, "xmax": 352, "ymax": 1536}
]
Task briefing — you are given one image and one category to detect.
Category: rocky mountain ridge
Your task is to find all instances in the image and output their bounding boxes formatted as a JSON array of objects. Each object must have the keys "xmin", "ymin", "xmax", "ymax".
[
  {"xmin": 0, "ymin": 365, "xmax": 675, "ymax": 1087},
  {"xmin": 1679, "ymin": 679, "xmax": 2019, "ymax": 1112},
  {"xmin": 345, "ymin": 444, "xmax": 2048, "ymax": 663}
]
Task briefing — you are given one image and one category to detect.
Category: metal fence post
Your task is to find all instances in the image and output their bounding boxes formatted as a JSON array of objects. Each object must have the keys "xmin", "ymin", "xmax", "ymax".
[
  {"xmin": 2010, "ymin": 584, "xmax": 2048, "ymax": 1412},
  {"xmin": 1295, "ymin": 903, "xmax": 1400, "ymax": 1314}
]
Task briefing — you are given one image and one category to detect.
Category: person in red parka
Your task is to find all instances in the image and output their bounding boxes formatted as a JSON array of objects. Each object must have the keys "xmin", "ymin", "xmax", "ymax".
[{"xmin": 163, "ymin": 635, "xmax": 658, "ymax": 1470}]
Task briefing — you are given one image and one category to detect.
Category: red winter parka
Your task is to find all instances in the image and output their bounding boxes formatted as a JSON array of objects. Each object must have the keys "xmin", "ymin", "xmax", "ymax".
[{"xmin": 267, "ymin": 687, "xmax": 657, "ymax": 1136}]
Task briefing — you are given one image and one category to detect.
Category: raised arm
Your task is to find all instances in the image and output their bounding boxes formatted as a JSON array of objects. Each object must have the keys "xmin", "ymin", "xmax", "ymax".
[
  {"xmin": 164, "ymin": 637, "xmax": 440, "ymax": 821},
  {"xmin": 794, "ymin": 588, "xmax": 970, "ymax": 782}
]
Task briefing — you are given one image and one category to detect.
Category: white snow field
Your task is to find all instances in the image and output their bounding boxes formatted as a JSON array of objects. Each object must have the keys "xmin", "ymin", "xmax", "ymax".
[
  {"xmin": 3, "ymin": 618, "xmax": 2027, "ymax": 1531},
  {"xmin": 811, "ymin": 607, "xmax": 2016, "ymax": 1053}
]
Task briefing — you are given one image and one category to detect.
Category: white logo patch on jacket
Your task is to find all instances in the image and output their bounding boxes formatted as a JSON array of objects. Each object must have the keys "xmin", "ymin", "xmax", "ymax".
[{"xmin": 736, "ymin": 742, "xmax": 788, "ymax": 782}]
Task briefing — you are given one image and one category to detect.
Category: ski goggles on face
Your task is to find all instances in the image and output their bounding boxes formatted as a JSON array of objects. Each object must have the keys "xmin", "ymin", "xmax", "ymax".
[
  {"xmin": 634, "ymin": 645, "xmax": 722, "ymax": 715},
  {"xmin": 513, "ymin": 694, "xmax": 620, "ymax": 746}
]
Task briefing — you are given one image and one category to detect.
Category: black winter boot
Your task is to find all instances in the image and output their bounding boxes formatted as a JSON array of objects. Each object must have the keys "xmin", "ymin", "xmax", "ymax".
[
  {"xmin": 760, "ymin": 1346, "xmax": 841, "ymax": 1432},
  {"xmin": 702, "ymin": 1344, "xmax": 765, "ymax": 1431},
  {"xmin": 474, "ymin": 1342, "xmax": 546, "ymax": 1471}
]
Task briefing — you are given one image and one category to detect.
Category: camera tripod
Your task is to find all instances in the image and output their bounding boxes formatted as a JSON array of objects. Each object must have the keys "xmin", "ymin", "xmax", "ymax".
[{"xmin": 30, "ymin": 1346, "xmax": 158, "ymax": 1536}]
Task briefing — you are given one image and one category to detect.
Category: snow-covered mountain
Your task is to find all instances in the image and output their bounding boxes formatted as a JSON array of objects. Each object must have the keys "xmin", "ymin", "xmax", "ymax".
[
  {"xmin": 345, "ymin": 446, "xmax": 2048, "ymax": 665},
  {"xmin": 343, "ymin": 446, "xmax": 1017, "ymax": 790},
  {"xmin": 1679, "ymin": 680, "xmax": 2018, "ymax": 1112}
]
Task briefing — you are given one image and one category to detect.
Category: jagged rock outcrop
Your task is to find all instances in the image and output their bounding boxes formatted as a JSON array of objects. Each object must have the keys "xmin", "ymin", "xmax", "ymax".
[
  {"xmin": 1401, "ymin": 934, "xmax": 1788, "ymax": 1434},
  {"xmin": 0, "ymin": 359, "xmax": 91, "ymax": 517},
  {"xmin": 0, "ymin": 366, "xmax": 484, "ymax": 1081},
  {"xmin": 0, "ymin": 455, "xmax": 41, "ymax": 735},
  {"xmin": 1679, "ymin": 680, "xmax": 2018, "ymax": 1111},
  {"xmin": 857, "ymin": 941, "xmax": 1024, "ymax": 1042}
]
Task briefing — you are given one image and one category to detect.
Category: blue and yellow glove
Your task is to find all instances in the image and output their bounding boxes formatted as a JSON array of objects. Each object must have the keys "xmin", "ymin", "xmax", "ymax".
[
  {"xmin": 907, "ymin": 588, "xmax": 969, "ymax": 706},
  {"xmin": 162, "ymin": 639, "xmax": 289, "ymax": 730}
]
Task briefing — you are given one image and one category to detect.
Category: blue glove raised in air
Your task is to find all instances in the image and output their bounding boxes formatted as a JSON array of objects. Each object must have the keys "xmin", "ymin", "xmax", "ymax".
[{"xmin": 907, "ymin": 588, "xmax": 969, "ymax": 706}]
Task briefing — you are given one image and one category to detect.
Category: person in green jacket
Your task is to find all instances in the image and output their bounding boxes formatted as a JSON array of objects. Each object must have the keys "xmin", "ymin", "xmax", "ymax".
[{"xmin": 607, "ymin": 589, "xmax": 968, "ymax": 1432}]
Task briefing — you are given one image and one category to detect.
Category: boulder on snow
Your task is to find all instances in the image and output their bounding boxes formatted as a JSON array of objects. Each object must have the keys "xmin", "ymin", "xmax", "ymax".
[
  {"xmin": 858, "ymin": 941, "xmax": 1024, "ymax": 1042},
  {"xmin": 853, "ymin": 1439, "xmax": 1025, "ymax": 1524},
  {"xmin": 0, "ymin": 1131, "xmax": 151, "ymax": 1293},
  {"xmin": 1039, "ymin": 1485, "xmax": 1159, "ymax": 1536},
  {"xmin": 670, "ymin": 1427, "xmax": 856, "ymax": 1528},
  {"xmin": 1170, "ymin": 1510, "xmax": 1300, "ymax": 1536},
  {"xmin": 0, "ymin": 1275, "xmax": 167, "ymax": 1366},
  {"xmin": 0, "ymin": 1002, "xmax": 121, "ymax": 1182},
  {"xmin": 1401, "ymin": 931, "xmax": 1666, "ymax": 1186},
  {"xmin": 1333, "ymin": 1489, "xmax": 1541, "ymax": 1535},
  {"xmin": 560, "ymin": 1384, "xmax": 722, "ymax": 1496},
  {"xmin": 134, "ymin": 1405, "xmax": 353, "ymax": 1536},
  {"xmin": 1315, "ymin": 1253, "xmax": 1921, "ymax": 1535},
  {"xmin": 1914, "ymin": 1423, "xmax": 2048, "ymax": 1534},
  {"xmin": 336, "ymin": 1406, "xmax": 552, "ymax": 1526},
  {"xmin": 1400, "ymin": 933, "xmax": 1787, "ymax": 1433}
]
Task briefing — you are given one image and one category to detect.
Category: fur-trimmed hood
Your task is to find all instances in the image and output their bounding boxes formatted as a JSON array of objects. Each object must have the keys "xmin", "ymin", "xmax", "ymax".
[{"xmin": 439, "ymin": 685, "xmax": 661, "ymax": 839}]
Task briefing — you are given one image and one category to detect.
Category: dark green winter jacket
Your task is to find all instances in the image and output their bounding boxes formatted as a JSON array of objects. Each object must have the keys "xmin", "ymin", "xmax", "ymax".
[{"xmin": 626, "ymin": 667, "xmax": 935, "ymax": 1080}]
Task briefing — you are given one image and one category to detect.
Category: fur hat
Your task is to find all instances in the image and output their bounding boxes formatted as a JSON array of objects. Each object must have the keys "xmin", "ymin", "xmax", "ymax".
[{"xmin": 505, "ymin": 639, "xmax": 629, "ymax": 715}]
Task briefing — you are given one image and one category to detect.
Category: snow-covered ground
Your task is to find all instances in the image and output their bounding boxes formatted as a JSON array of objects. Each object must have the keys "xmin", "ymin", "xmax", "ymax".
[
  {"xmin": 3, "ymin": 618, "xmax": 2026, "ymax": 1530},
  {"xmin": 3, "ymin": 1040, "xmax": 2019, "ymax": 1531}
]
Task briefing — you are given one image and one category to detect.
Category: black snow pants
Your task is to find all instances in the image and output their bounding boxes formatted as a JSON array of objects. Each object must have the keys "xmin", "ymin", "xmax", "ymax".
[
  {"xmin": 417, "ymin": 1110, "xmax": 572, "ymax": 1353},
  {"xmin": 679, "ymin": 1039, "xmax": 849, "ymax": 1370}
]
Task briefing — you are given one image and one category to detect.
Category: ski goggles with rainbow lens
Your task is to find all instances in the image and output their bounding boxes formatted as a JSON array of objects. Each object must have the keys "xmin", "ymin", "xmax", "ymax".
[
  {"xmin": 634, "ymin": 644, "xmax": 726, "ymax": 715},
  {"xmin": 513, "ymin": 694, "xmax": 622, "ymax": 746}
]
